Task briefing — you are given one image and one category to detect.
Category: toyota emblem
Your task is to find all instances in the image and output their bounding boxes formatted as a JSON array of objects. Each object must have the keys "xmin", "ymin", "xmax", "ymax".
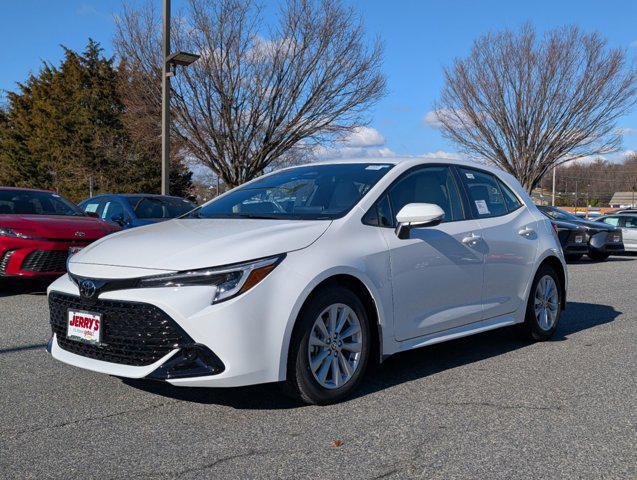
[
  {"xmin": 75, "ymin": 231, "xmax": 86, "ymax": 237},
  {"xmin": 79, "ymin": 280, "xmax": 97, "ymax": 299}
]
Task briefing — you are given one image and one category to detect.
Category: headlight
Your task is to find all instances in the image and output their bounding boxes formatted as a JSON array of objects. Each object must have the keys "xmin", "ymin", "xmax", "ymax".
[
  {"xmin": 138, "ymin": 254, "xmax": 285, "ymax": 303},
  {"xmin": 0, "ymin": 227, "xmax": 38, "ymax": 239}
]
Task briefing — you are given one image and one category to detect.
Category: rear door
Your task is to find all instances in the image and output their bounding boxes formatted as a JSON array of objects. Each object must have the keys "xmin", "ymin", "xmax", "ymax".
[{"xmin": 457, "ymin": 167, "xmax": 539, "ymax": 320}]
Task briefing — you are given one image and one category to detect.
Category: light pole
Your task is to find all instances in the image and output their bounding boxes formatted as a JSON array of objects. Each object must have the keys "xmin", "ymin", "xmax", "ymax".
[
  {"xmin": 551, "ymin": 166, "xmax": 556, "ymax": 206},
  {"xmin": 161, "ymin": 0, "xmax": 199, "ymax": 195}
]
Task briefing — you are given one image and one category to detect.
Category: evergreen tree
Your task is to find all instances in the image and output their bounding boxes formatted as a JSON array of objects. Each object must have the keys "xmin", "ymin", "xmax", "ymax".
[{"xmin": 0, "ymin": 40, "xmax": 193, "ymax": 201}]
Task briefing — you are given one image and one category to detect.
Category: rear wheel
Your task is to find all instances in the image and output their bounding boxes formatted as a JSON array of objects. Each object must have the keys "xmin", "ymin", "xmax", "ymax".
[
  {"xmin": 519, "ymin": 265, "xmax": 562, "ymax": 341},
  {"xmin": 286, "ymin": 287, "xmax": 371, "ymax": 405},
  {"xmin": 588, "ymin": 251, "xmax": 609, "ymax": 261}
]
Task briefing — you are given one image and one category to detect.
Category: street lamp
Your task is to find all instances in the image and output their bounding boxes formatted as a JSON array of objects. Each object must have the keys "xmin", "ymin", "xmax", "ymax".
[{"xmin": 161, "ymin": 0, "xmax": 199, "ymax": 196}]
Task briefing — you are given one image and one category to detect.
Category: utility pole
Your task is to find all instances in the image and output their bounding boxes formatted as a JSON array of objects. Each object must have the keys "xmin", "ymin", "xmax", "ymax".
[
  {"xmin": 575, "ymin": 181, "xmax": 579, "ymax": 209},
  {"xmin": 89, "ymin": 175, "xmax": 94, "ymax": 198},
  {"xmin": 161, "ymin": 0, "xmax": 171, "ymax": 196},
  {"xmin": 551, "ymin": 167, "xmax": 556, "ymax": 206}
]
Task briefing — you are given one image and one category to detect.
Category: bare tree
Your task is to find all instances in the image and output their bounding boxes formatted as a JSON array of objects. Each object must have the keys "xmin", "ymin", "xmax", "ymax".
[
  {"xmin": 114, "ymin": 0, "xmax": 385, "ymax": 187},
  {"xmin": 433, "ymin": 24, "xmax": 637, "ymax": 191}
]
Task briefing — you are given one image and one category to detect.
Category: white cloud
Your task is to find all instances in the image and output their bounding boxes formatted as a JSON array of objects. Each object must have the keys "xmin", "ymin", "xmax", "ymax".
[
  {"xmin": 342, "ymin": 127, "xmax": 386, "ymax": 147},
  {"xmin": 313, "ymin": 145, "xmax": 396, "ymax": 160},
  {"xmin": 418, "ymin": 150, "xmax": 464, "ymax": 161},
  {"xmin": 617, "ymin": 127, "xmax": 637, "ymax": 136},
  {"xmin": 422, "ymin": 110, "xmax": 444, "ymax": 129}
]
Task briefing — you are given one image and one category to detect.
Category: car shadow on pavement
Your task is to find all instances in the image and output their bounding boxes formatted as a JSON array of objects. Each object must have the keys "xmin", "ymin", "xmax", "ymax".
[
  {"xmin": 0, "ymin": 279, "xmax": 51, "ymax": 298},
  {"xmin": 123, "ymin": 300, "xmax": 621, "ymax": 409},
  {"xmin": 568, "ymin": 255, "xmax": 636, "ymax": 264}
]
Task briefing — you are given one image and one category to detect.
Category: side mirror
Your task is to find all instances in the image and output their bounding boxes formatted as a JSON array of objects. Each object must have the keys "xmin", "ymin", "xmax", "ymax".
[
  {"xmin": 85, "ymin": 211, "xmax": 98, "ymax": 218},
  {"xmin": 395, "ymin": 203, "xmax": 445, "ymax": 239}
]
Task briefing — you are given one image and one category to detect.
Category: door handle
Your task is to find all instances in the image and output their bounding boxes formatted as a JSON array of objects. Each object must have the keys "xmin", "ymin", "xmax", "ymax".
[
  {"xmin": 518, "ymin": 227, "xmax": 536, "ymax": 238},
  {"xmin": 462, "ymin": 234, "xmax": 482, "ymax": 247}
]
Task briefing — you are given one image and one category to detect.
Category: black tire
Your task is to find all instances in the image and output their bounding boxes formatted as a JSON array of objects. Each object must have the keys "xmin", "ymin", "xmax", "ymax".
[
  {"xmin": 565, "ymin": 253, "xmax": 583, "ymax": 262},
  {"xmin": 285, "ymin": 286, "xmax": 371, "ymax": 405},
  {"xmin": 587, "ymin": 251, "xmax": 609, "ymax": 261},
  {"xmin": 518, "ymin": 264, "xmax": 562, "ymax": 341}
]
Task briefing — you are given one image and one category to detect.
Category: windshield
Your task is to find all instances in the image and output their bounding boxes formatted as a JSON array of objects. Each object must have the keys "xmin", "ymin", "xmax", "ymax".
[
  {"xmin": 127, "ymin": 196, "xmax": 196, "ymax": 219},
  {"xmin": 189, "ymin": 163, "xmax": 393, "ymax": 220},
  {"xmin": 539, "ymin": 207, "xmax": 579, "ymax": 222},
  {"xmin": 0, "ymin": 189, "xmax": 84, "ymax": 216}
]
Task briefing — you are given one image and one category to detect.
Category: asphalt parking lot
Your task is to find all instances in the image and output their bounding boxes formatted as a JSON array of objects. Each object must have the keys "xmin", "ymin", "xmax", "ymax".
[{"xmin": 1, "ymin": 257, "xmax": 635, "ymax": 479}]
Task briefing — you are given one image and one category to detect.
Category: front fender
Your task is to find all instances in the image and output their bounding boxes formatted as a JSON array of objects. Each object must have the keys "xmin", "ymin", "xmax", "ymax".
[{"xmin": 277, "ymin": 265, "xmax": 391, "ymax": 380}]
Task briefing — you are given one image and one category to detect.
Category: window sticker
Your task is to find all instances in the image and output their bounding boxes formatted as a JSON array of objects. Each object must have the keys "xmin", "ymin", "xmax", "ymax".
[
  {"xmin": 84, "ymin": 204, "xmax": 99, "ymax": 213},
  {"xmin": 465, "ymin": 172, "xmax": 475, "ymax": 179},
  {"xmin": 475, "ymin": 199, "xmax": 490, "ymax": 215},
  {"xmin": 366, "ymin": 165, "xmax": 390, "ymax": 170}
]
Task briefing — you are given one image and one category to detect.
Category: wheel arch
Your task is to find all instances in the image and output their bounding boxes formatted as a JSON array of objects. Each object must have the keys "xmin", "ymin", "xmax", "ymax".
[
  {"xmin": 535, "ymin": 254, "xmax": 567, "ymax": 310},
  {"xmin": 279, "ymin": 270, "xmax": 386, "ymax": 380}
]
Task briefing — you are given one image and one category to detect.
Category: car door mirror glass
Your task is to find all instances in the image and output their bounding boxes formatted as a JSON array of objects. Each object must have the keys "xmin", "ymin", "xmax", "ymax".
[{"xmin": 395, "ymin": 203, "xmax": 445, "ymax": 239}]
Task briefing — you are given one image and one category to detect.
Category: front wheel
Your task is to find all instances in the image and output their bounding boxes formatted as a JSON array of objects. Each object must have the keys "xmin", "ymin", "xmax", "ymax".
[
  {"xmin": 286, "ymin": 287, "xmax": 371, "ymax": 405},
  {"xmin": 519, "ymin": 265, "xmax": 562, "ymax": 341}
]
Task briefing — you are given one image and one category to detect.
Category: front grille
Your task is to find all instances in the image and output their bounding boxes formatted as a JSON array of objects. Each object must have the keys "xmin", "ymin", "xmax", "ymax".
[
  {"xmin": 0, "ymin": 250, "xmax": 15, "ymax": 274},
  {"xmin": 22, "ymin": 250, "xmax": 68, "ymax": 272},
  {"xmin": 49, "ymin": 292, "xmax": 192, "ymax": 366}
]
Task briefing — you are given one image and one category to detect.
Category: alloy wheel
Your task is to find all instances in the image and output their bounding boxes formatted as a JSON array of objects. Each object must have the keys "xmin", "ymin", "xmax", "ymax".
[
  {"xmin": 307, "ymin": 303, "xmax": 363, "ymax": 389},
  {"xmin": 534, "ymin": 275, "xmax": 559, "ymax": 331}
]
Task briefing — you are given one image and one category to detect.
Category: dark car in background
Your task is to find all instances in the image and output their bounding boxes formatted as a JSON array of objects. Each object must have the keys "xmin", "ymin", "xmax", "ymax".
[
  {"xmin": 538, "ymin": 206, "xmax": 624, "ymax": 261},
  {"xmin": 78, "ymin": 194, "xmax": 197, "ymax": 229},
  {"xmin": 0, "ymin": 187, "xmax": 119, "ymax": 279},
  {"xmin": 543, "ymin": 217, "xmax": 588, "ymax": 262}
]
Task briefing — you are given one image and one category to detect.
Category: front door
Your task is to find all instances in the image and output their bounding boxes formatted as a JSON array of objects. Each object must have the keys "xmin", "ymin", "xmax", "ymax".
[{"xmin": 378, "ymin": 165, "xmax": 485, "ymax": 341}]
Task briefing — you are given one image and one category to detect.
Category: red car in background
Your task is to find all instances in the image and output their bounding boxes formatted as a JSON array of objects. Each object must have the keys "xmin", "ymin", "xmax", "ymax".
[{"xmin": 0, "ymin": 187, "xmax": 120, "ymax": 279}]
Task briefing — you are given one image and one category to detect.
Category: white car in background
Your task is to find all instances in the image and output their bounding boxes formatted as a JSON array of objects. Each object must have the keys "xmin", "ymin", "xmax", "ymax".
[
  {"xmin": 597, "ymin": 213, "xmax": 637, "ymax": 252},
  {"xmin": 47, "ymin": 158, "xmax": 566, "ymax": 404}
]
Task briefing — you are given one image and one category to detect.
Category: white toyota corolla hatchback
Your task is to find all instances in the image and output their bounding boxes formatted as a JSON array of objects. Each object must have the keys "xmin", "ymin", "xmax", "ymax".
[{"xmin": 47, "ymin": 158, "xmax": 566, "ymax": 404}]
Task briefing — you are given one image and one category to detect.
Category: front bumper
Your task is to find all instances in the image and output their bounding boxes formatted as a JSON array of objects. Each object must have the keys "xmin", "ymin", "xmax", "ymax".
[
  {"xmin": 562, "ymin": 242, "xmax": 588, "ymax": 255},
  {"xmin": 46, "ymin": 260, "xmax": 307, "ymax": 387},
  {"xmin": 588, "ymin": 231, "xmax": 625, "ymax": 255},
  {"xmin": 0, "ymin": 237, "xmax": 91, "ymax": 277}
]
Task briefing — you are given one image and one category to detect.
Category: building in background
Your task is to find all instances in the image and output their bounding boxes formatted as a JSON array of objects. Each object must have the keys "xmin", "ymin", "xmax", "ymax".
[{"xmin": 609, "ymin": 191, "xmax": 636, "ymax": 209}]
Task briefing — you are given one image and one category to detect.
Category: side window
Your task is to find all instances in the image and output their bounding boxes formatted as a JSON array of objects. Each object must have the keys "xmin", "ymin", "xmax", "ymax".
[
  {"xmin": 623, "ymin": 216, "xmax": 637, "ymax": 228},
  {"xmin": 459, "ymin": 168, "xmax": 507, "ymax": 218},
  {"xmin": 498, "ymin": 179, "xmax": 522, "ymax": 212},
  {"xmin": 102, "ymin": 200, "xmax": 125, "ymax": 221},
  {"xmin": 387, "ymin": 166, "xmax": 465, "ymax": 224},
  {"xmin": 602, "ymin": 217, "xmax": 620, "ymax": 227},
  {"xmin": 362, "ymin": 194, "xmax": 394, "ymax": 227}
]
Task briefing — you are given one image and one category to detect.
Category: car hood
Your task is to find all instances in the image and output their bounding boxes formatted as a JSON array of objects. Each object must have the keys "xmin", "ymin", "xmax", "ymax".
[
  {"xmin": 570, "ymin": 218, "xmax": 619, "ymax": 232},
  {"xmin": 71, "ymin": 218, "xmax": 332, "ymax": 271},
  {"xmin": 550, "ymin": 219, "xmax": 584, "ymax": 231},
  {"xmin": 0, "ymin": 214, "xmax": 116, "ymax": 240}
]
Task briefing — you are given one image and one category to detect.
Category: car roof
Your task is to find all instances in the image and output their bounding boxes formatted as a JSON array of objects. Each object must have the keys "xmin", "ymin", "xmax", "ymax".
[
  {"xmin": 308, "ymin": 156, "xmax": 491, "ymax": 170},
  {"xmin": 0, "ymin": 186, "xmax": 54, "ymax": 193},
  {"xmin": 81, "ymin": 193, "xmax": 192, "ymax": 201}
]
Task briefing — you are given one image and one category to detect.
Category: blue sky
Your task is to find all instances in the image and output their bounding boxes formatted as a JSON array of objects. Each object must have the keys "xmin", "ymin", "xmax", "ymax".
[{"xmin": 2, "ymin": 0, "xmax": 637, "ymax": 162}]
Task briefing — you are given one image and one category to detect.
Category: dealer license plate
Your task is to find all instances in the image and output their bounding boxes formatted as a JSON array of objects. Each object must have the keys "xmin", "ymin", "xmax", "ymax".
[
  {"xmin": 612, "ymin": 234, "xmax": 621, "ymax": 243},
  {"xmin": 67, "ymin": 310, "xmax": 102, "ymax": 345},
  {"xmin": 574, "ymin": 235, "xmax": 583, "ymax": 243}
]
